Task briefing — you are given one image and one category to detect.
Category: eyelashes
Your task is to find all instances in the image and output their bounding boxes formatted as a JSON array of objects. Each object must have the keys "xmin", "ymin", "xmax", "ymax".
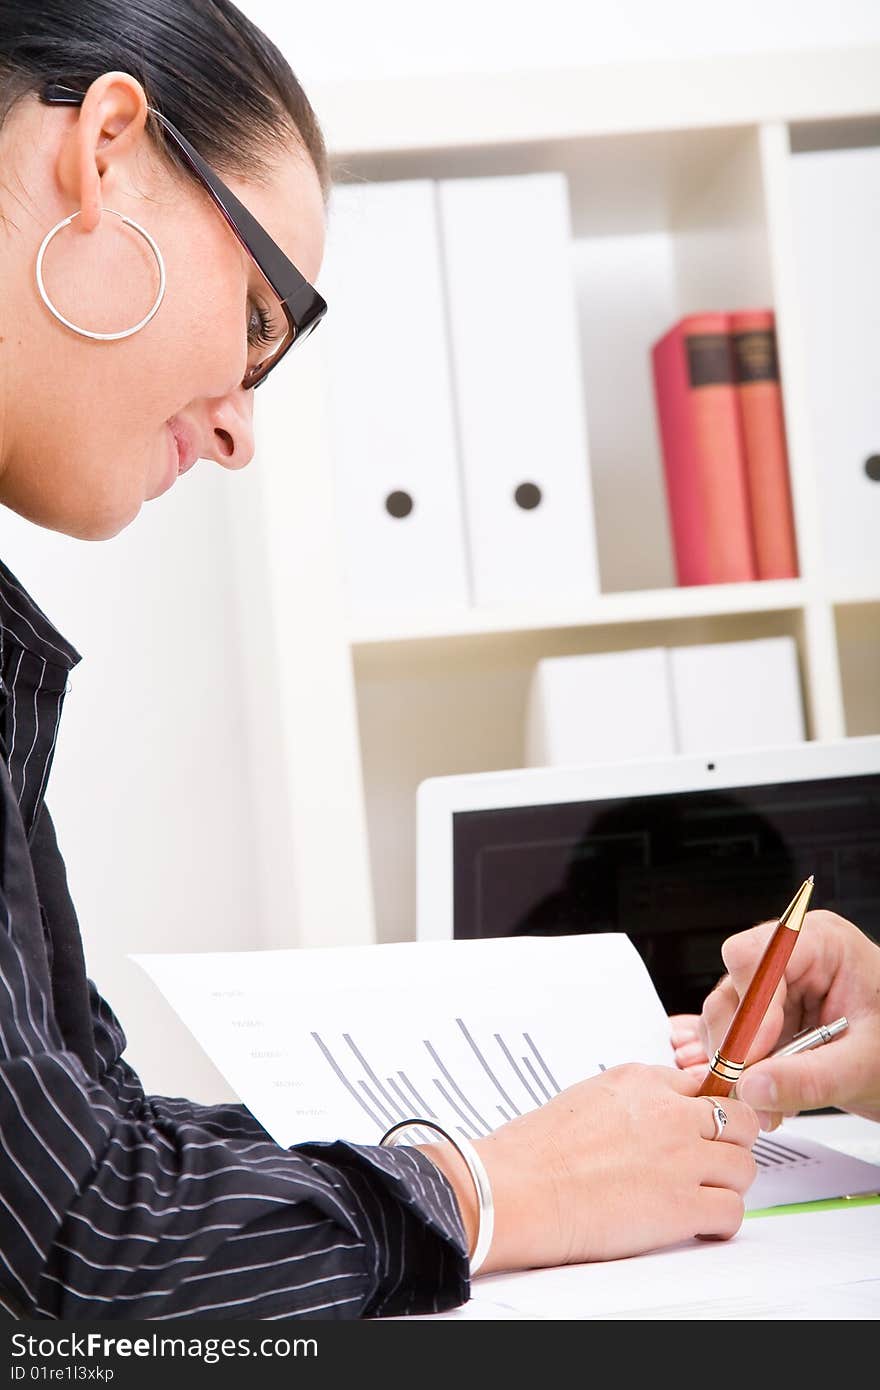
[{"xmin": 247, "ymin": 298, "xmax": 277, "ymax": 350}]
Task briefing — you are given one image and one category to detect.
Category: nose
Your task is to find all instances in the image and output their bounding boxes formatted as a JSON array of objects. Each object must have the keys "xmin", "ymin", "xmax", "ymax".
[{"xmin": 203, "ymin": 388, "xmax": 255, "ymax": 472}]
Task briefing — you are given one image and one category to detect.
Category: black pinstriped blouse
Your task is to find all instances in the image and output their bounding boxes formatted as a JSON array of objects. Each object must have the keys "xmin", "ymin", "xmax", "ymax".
[{"xmin": 0, "ymin": 558, "xmax": 469, "ymax": 1319}]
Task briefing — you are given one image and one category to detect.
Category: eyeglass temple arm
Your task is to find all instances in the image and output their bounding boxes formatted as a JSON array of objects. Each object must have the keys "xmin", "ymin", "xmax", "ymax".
[
  {"xmin": 41, "ymin": 82, "xmax": 322, "ymax": 325},
  {"xmin": 42, "ymin": 82, "xmax": 199, "ymax": 162},
  {"xmin": 41, "ymin": 84, "xmax": 269, "ymax": 271}
]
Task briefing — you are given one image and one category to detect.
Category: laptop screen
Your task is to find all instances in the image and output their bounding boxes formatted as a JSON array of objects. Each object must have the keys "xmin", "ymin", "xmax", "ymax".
[{"xmin": 452, "ymin": 771, "xmax": 880, "ymax": 1014}]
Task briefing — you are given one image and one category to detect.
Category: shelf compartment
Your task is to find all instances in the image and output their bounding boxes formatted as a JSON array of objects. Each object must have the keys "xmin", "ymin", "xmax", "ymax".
[
  {"xmin": 332, "ymin": 123, "xmax": 780, "ymax": 604},
  {"xmin": 354, "ymin": 606, "xmax": 810, "ymax": 944},
  {"xmin": 835, "ymin": 603, "xmax": 880, "ymax": 737}
]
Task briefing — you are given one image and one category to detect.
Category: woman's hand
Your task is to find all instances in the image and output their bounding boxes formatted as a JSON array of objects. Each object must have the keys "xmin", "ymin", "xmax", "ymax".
[
  {"xmin": 426, "ymin": 1063, "xmax": 758, "ymax": 1275},
  {"xmin": 700, "ymin": 909, "xmax": 880, "ymax": 1131}
]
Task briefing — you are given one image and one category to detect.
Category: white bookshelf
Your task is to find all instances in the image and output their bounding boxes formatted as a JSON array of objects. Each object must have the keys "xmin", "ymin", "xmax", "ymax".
[{"xmin": 227, "ymin": 47, "xmax": 880, "ymax": 952}]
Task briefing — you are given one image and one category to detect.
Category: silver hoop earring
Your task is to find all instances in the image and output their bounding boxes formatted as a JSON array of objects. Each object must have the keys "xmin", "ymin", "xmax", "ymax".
[{"xmin": 35, "ymin": 208, "xmax": 166, "ymax": 341}]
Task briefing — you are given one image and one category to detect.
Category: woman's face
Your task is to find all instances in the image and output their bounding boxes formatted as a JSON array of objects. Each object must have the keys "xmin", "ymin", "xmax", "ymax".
[{"xmin": 0, "ymin": 72, "xmax": 327, "ymax": 539}]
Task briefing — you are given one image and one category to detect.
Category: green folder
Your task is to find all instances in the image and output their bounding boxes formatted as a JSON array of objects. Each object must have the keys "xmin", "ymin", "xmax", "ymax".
[{"xmin": 746, "ymin": 1192, "xmax": 880, "ymax": 1218}]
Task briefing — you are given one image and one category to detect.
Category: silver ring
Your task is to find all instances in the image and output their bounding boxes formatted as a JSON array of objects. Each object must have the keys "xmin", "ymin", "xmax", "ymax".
[{"xmin": 704, "ymin": 1097, "xmax": 728, "ymax": 1140}]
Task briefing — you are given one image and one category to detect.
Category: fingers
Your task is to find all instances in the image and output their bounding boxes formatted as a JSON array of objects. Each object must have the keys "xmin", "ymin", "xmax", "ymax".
[
  {"xmin": 669, "ymin": 1013, "xmax": 709, "ymax": 1071},
  {"xmin": 693, "ymin": 1094, "xmax": 759, "ymax": 1241},
  {"xmin": 699, "ymin": 973, "xmax": 738, "ymax": 1052},
  {"xmin": 720, "ymin": 919, "xmax": 777, "ymax": 983},
  {"xmin": 695, "ymin": 1093, "xmax": 760, "ymax": 1152},
  {"xmin": 700, "ymin": 1139, "xmax": 757, "ymax": 1197},
  {"xmin": 669, "ymin": 1014, "xmax": 702, "ymax": 1047},
  {"xmin": 700, "ymin": 968, "xmax": 783, "ymax": 1067},
  {"xmin": 735, "ymin": 1064, "xmax": 783, "ymax": 1129},
  {"xmin": 736, "ymin": 1049, "xmax": 841, "ymax": 1128},
  {"xmin": 658, "ymin": 1065, "xmax": 711, "ymax": 1097},
  {"xmin": 694, "ymin": 1186, "xmax": 747, "ymax": 1242},
  {"xmin": 674, "ymin": 1039, "xmax": 709, "ymax": 1070},
  {"xmin": 681, "ymin": 1061, "xmax": 710, "ymax": 1078}
]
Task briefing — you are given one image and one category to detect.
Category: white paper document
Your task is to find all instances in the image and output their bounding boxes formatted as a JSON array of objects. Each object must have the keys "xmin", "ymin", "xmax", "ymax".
[
  {"xmin": 133, "ymin": 932, "xmax": 880, "ymax": 1214},
  {"xmin": 133, "ymin": 934, "xmax": 671, "ymax": 1150},
  {"xmin": 747, "ymin": 1131, "xmax": 880, "ymax": 1209},
  {"xmin": 465, "ymin": 1205, "xmax": 880, "ymax": 1320}
]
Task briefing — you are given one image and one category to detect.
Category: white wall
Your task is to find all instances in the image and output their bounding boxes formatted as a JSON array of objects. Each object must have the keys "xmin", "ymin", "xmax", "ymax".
[
  {"xmin": 240, "ymin": 0, "xmax": 880, "ymax": 83},
  {"xmin": 0, "ymin": 473, "xmax": 262, "ymax": 1101}
]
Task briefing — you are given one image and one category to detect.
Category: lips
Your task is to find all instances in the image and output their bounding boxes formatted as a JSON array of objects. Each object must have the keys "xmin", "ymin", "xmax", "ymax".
[{"xmin": 168, "ymin": 417, "xmax": 199, "ymax": 476}]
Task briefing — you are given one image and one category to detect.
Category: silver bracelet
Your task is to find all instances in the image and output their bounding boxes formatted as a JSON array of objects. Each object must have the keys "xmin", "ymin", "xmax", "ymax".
[{"xmin": 379, "ymin": 1118, "xmax": 495, "ymax": 1277}]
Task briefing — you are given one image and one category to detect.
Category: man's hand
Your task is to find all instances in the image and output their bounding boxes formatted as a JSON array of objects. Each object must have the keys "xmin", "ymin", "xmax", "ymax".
[{"xmin": 700, "ymin": 910, "xmax": 880, "ymax": 1129}]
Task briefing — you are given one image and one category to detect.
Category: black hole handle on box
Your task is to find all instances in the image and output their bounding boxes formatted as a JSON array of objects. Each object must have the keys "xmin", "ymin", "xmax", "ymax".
[
  {"xmin": 385, "ymin": 490, "xmax": 414, "ymax": 519},
  {"xmin": 865, "ymin": 455, "xmax": 880, "ymax": 483},
  {"xmin": 514, "ymin": 482, "xmax": 542, "ymax": 511}
]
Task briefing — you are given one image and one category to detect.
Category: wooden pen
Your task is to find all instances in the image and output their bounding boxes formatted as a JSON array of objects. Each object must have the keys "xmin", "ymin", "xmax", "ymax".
[{"xmin": 697, "ymin": 875, "xmax": 815, "ymax": 1098}]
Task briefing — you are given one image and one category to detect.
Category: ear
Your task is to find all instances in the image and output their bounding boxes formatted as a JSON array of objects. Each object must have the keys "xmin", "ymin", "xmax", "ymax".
[{"xmin": 55, "ymin": 71, "xmax": 151, "ymax": 234}]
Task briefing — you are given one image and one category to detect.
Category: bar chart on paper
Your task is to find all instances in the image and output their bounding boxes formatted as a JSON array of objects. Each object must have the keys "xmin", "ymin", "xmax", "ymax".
[
  {"xmin": 132, "ymin": 932, "xmax": 880, "ymax": 1215},
  {"xmin": 132, "ymin": 933, "xmax": 672, "ymax": 1149},
  {"xmin": 745, "ymin": 1131, "xmax": 880, "ymax": 1211},
  {"xmin": 309, "ymin": 1015, "xmax": 568, "ymax": 1140}
]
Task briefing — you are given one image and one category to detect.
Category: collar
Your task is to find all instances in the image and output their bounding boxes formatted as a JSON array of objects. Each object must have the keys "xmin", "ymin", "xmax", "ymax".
[{"xmin": 0, "ymin": 556, "xmax": 81, "ymax": 678}]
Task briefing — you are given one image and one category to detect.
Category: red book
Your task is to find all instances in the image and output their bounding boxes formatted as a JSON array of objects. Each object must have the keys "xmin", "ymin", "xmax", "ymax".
[
  {"xmin": 729, "ymin": 309, "xmax": 799, "ymax": 580},
  {"xmin": 651, "ymin": 312, "xmax": 756, "ymax": 585}
]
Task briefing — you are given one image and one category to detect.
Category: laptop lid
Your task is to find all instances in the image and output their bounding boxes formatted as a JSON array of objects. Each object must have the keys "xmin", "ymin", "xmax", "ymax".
[{"xmin": 416, "ymin": 735, "xmax": 880, "ymax": 1014}]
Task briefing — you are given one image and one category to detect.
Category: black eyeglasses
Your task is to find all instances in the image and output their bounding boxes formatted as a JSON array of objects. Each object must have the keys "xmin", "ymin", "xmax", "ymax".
[{"xmin": 40, "ymin": 82, "xmax": 328, "ymax": 389}]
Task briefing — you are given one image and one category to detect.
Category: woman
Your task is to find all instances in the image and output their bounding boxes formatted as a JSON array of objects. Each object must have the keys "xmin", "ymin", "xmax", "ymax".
[{"xmin": 0, "ymin": 0, "xmax": 758, "ymax": 1320}]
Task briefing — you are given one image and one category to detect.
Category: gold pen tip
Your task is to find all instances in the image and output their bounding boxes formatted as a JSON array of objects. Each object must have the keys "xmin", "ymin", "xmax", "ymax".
[{"xmin": 778, "ymin": 876, "xmax": 815, "ymax": 932}]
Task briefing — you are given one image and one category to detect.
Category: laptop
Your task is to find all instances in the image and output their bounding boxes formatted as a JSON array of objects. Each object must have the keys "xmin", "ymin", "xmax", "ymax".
[{"xmin": 416, "ymin": 734, "xmax": 880, "ymax": 1015}]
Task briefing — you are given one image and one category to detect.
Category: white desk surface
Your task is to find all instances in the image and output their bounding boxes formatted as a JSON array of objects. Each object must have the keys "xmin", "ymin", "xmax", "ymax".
[{"xmin": 401, "ymin": 1112, "xmax": 880, "ymax": 1321}]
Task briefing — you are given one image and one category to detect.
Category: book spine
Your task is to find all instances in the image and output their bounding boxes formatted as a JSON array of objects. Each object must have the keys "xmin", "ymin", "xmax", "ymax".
[
  {"xmin": 730, "ymin": 310, "xmax": 799, "ymax": 580},
  {"xmin": 652, "ymin": 314, "xmax": 756, "ymax": 585}
]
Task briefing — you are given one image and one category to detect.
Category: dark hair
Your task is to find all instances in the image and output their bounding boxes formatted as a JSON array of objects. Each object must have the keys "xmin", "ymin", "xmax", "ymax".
[{"xmin": 0, "ymin": 0, "xmax": 331, "ymax": 202}]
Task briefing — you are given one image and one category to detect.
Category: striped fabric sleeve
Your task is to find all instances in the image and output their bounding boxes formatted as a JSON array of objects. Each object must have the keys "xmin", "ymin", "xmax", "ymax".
[{"xmin": 0, "ymin": 919, "xmax": 470, "ymax": 1320}]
